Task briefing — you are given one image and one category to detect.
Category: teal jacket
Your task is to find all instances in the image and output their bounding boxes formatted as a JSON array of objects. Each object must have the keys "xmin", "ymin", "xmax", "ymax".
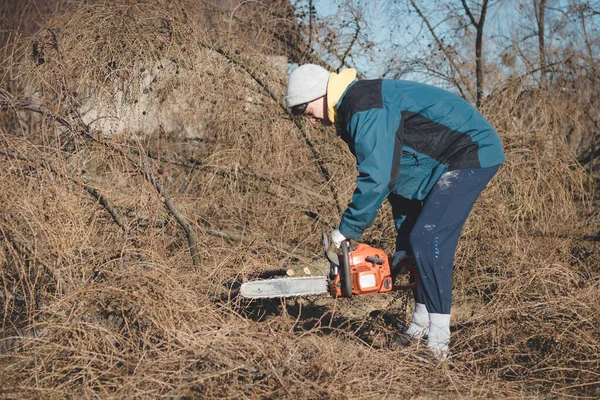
[{"xmin": 335, "ymin": 79, "xmax": 506, "ymax": 241}]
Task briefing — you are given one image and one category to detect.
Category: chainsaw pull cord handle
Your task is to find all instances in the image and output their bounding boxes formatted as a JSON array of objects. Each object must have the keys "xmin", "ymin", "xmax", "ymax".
[
  {"xmin": 340, "ymin": 240, "xmax": 353, "ymax": 298},
  {"xmin": 365, "ymin": 255, "xmax": 386, "ymax": 264}
]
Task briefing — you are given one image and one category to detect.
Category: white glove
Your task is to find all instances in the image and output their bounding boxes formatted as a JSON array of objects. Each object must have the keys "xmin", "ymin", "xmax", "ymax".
[{"xmin": 330, "ymin": 229, "xmax": 346, "ymax": 249}]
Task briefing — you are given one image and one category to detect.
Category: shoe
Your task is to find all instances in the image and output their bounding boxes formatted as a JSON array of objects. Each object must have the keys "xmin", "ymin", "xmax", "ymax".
[
  {"xmin": 427, "ymin": 313, "xmax": 451, "ymax": 361},
  {"xmin": 389, "ymin": 332, "xmax": 418, "ymax": 348},
  {"xmin": 405, "ymin": 322, "xmax": 429, "ymax": 339}
]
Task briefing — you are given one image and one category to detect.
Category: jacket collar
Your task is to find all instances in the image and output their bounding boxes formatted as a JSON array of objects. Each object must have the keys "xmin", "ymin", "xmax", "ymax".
[{"xmin": 326, "ymin": 68, "xmax": 357, "ymax": 124}]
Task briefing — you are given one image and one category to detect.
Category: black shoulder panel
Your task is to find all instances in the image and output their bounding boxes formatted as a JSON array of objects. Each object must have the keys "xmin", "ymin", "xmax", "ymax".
[
  {"xmin": 337, "ymin": 80, "xmax": 383, "ymax": 130},
  {"xmin": 402, "ymin": 111, "xmax": 481, "ymax": 169}
]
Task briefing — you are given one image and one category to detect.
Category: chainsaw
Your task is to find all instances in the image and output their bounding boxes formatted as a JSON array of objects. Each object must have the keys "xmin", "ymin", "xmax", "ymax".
[{"xmin": 239, "ymin": 232, "xmax": 418, "ymax": 299}]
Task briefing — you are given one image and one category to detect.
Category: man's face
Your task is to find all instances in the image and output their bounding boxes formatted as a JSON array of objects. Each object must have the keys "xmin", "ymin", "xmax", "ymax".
[{"xmin": 304, "ymin": 96, "xmax": 332, "ymax": 126}]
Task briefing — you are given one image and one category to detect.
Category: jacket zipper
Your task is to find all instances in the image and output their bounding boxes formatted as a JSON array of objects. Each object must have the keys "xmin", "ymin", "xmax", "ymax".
[{"xmin": 403, "ymin": 150, "xmax": 419, "ymax": 166}]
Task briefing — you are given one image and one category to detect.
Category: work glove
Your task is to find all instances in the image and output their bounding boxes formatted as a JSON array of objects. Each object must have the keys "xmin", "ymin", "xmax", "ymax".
[
  {"xmin": 330, "ymin": 229, "xmax": 346, "ymax": 249},
  {"xmin": 391, "ymin": 250, "xmax": 413, "ymax": 274},
  {"xmin": 391, "ymin": 250, "xmax": 408, "ymax": 268}
]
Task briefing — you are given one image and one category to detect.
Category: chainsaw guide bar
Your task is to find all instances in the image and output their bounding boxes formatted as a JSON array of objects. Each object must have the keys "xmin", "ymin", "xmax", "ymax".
[{"xmin": 239, "ymin": 276, "xmax": 329, "ymax": 298}]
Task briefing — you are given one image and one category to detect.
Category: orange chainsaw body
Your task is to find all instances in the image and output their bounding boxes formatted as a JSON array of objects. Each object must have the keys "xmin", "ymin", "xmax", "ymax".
[{"xmin": 329, "ymin": 243, "xmax": 417, "ymax": 298}]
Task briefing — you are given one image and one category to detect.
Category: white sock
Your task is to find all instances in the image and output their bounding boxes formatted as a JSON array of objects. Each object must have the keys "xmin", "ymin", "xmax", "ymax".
[
  {"xmin": 404, "ymin": 303, "xmax": 429, "ymax": 338},
  {"xmin": 428, "ymin": 313, "xmax": 451, "ymax": 359}
]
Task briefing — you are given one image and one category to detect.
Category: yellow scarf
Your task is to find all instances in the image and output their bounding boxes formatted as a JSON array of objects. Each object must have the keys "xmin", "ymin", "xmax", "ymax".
[{"xmin": 327, "ymin": 68, "xmax": 357, "ymax": 124}]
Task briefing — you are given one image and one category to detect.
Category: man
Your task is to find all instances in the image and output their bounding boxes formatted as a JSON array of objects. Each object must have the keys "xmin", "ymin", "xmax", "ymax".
[{"xmin": 285, "ymin": 64, "xmax": 506, "ymax": 359}]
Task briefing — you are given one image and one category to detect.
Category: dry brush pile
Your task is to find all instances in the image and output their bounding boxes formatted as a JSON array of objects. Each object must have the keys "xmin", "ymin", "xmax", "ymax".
[{"xmin": 0, "ymin": 1, "xmax": 599, "ymax": 399}]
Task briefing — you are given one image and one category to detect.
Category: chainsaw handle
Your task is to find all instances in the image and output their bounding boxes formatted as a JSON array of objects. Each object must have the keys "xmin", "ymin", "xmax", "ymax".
[
  {"xmin": 340, "ymin": 241, "xmax": 353, "ymax": 298},
  {"xmin": 323, "ymin": 231, "xmax": 340, "ymax": 268},
  {"xmin": 392, "ymin": 262, "xmax": 419, "ymax": 291},
  {"xmin": 365, "ymin": 255, "xmax": 385, "ymax": 264}
]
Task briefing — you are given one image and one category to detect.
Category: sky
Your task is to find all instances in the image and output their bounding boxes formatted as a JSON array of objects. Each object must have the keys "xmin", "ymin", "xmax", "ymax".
[{"xmin": 299, "ymin": 0, "xmax": 582, "ymax": 84}]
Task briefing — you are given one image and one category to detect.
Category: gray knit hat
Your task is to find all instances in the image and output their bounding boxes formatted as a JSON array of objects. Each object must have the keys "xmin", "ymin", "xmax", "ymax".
[{"xmin": 285, "ymin": 64, "xmax": 331, "ymax": 108}]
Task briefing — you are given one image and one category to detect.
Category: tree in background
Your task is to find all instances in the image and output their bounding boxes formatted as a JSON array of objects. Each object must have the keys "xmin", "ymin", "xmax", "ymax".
[
  {"xmin": 291, "ymin": 0, "xmax": 600, "ymax": 170},
  {"xmin": 291, "ymin": 0, "xmax": 599, "ymax": 90}
]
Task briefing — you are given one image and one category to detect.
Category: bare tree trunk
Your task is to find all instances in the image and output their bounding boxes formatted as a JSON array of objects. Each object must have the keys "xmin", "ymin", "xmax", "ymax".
[
  {"xmin": 535, "ymin": 0, "xmax": 548, "ymax": 88},
  {"xmin": 461, "ymin": 0, "xmax": 489, "ymax": 108}
]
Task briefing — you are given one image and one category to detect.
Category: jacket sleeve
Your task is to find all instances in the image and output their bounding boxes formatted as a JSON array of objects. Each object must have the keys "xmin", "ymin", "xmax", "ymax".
[{"xmin": 338, "ymin": 105, "xmax": 401, "ymax": 241}]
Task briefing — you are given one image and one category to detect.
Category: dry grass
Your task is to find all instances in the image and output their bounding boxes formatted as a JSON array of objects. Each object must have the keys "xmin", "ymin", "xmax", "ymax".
[{"xmin": 0, "ymin": 1, "xmax": 598, "ymax": 399}]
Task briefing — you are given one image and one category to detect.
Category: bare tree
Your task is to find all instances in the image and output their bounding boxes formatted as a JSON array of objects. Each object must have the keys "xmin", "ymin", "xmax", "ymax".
[
  {"xmin": 534, "ymin": 0, "xmax": 548, "ymax": 87},
  {"xmin": 461, "ymin": 0, "xmax": 490, "ymax": 107}
]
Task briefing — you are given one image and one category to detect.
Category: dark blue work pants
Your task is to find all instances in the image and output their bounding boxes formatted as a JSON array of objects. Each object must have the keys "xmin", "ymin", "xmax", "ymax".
[{"xmin": 389, "ymin": 166, "xmax": 500, "ymax": 314}]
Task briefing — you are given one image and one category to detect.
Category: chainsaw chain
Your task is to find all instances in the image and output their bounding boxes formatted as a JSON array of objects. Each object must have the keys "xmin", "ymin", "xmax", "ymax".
[
  {"xmin": 354, "ymin": 286, "xmax": 412, "ymax": 349},
  {"xmin": 383, "ymin": 288, "xmax": 411, "ymax": 328}
]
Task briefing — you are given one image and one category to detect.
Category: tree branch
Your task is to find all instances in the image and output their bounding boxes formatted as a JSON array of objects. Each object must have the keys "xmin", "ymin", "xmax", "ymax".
[
  {"xmin": 201, "ymin": 44, "xmax": 345, "ymax": 214},
  {"xmin": 0, "ymin": 148, "xmax": 131, "ymax": 245},
  {"xmin": 409, "ymin": 0, "xmax": 472, "ymax": 100},
  {"xmin": 0, "ymin": 100, "xmax": 201, "ymax": 265}
]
